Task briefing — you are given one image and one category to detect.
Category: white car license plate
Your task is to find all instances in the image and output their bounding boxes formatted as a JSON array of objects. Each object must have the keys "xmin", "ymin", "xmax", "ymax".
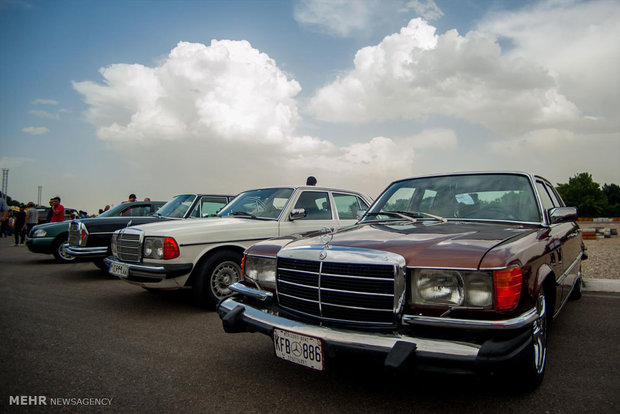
[
  {"xmin": 109, "ymin": 263, "xmax": 129, "ymax": 278},
  {"xmin": 273, "ymin": 328, "xmax": 324, "ymax": 371}
]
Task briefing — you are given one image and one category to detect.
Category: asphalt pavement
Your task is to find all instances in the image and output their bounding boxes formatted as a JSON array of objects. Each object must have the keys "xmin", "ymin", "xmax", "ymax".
[{"xmin": 1, "ymin": 237, "xmax": 619, "ymax": 413}]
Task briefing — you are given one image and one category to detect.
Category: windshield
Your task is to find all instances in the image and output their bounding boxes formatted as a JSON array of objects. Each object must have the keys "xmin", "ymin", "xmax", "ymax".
[
  {"xmin": 218, "ymin": 188, "xmax": 294, "ymax": 220},
  {"xmin": 155, "ymin": 194, "xmax": 197, "ymax": 218},
  {"xmin": 98, "ymin": 203, "xmax": 135, "ymax": 217},
  {"xmin": 364, "ymin": 174, "xmax": 541, "ymax": 223}
]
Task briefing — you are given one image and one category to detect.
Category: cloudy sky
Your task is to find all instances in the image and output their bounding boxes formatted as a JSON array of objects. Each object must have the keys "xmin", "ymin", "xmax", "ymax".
[{"xmin": 1, "ymin": 0, "xmax": 618, "ymax": 214}]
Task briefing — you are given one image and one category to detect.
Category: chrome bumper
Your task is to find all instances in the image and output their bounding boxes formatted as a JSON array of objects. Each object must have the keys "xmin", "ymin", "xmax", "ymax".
[
  {"xmin": 219, "ymin": 297, "xmax": 481, "ymax": 359},
  {"xmin": 64, "ymin": 243, "xmax": 108, "ymax": 257},
  {"xmin": 103, "ymin": 257, "xmax": 193, "ymax": 281},
  {"xmin": 219, "ymin": 284, "xmax": 541, "ymax": 371}
]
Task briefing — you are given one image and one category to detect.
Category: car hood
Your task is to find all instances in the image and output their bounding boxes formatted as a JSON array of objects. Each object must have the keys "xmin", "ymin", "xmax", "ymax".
[
  {"xmin": 124, "ymin": 217, "xmax": 279, "ymax": 244},
  {"xmin": 78, "ymin": 216, "xmax": 172, "ymax": 233},
  {"xmin": 32, "ymin": 221, "xmax": 69, "ymax": 234},
  {"xmin": 280, "ymin": 221, "xmax": 537, "ymax": 269}
]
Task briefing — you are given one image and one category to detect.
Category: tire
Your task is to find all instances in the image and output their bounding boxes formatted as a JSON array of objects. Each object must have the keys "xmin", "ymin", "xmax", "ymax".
[
  {"xmin": 52, "ymin": 235, "xmax": 76, "ymax": 263},
  {"xmin": 569, "ymin": 274, "xmax": 583, "ymax": 300},
  {"xmin": 192, "ymin": 250, "xmax": 242, "ymax": 308},
  {"xmin": 93, "ymin": 258, "xmax": 109, "ymax": 272},
  {"xmin": 517, "ymin": 288, "xmax": 548, "ymax": 391}
]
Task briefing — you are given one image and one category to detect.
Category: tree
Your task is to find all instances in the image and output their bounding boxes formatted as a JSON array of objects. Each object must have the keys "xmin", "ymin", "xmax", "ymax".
[
  {"xmin": 602, "ymin": 183, "xmax": 620, "ymax": 217},
  {"xmin": 556, "ymin": 173, "xmax": 607, "ymax": 217}
]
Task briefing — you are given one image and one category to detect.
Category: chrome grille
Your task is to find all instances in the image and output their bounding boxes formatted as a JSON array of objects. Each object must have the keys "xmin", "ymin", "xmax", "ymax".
[
  {"xmin": 116, "ymin": 232, "xmax": 142, "ymax": 262},
  {"xmin": 276, "ymin": 256, "xmax": 399, "ymax": 325},
  {"xmin": 68, "ymin": 221, "xmax": 80, "ymax": 246}
]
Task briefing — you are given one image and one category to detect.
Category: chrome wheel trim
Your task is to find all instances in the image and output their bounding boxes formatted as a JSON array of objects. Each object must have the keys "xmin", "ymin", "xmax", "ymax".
[
  {"xmin": 532, "ymin": 293, "xmax": 547, "ymax": 375},
  {"xmin": 58, "ymin": 242, "xmax": 76, "ymax": 262},
  {"xmin": 210, "ymin": 260, "xmax": 241, "ymax": 300}
]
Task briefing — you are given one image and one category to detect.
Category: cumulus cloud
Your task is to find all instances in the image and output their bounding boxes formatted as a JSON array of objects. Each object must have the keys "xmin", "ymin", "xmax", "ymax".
[
  {"xmin": 32, "ymin": 98, "xmax": 58, "ymax": 105},
  {"xmin": 22, "ymin": 126, "xmax": 49, "ymax": 135},
  {"xmin": 73, "ymin": 40, "xmax": 417, "ymax": 198},
  {"xmin": 308, "ymin": 18, "xmax": 583, "ymax": 135},
  {"xmin": 294, "ymin": 0, "xmax": 443, "ymax": 37},
  {"xmin": 478, "ymin": 0, "xmax": 620, "ymax": 130}
]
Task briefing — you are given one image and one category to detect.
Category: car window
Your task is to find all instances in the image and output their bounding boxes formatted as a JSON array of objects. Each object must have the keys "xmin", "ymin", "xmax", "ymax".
[
  {"xmin": 157, "ymin": 194, "xmax": 197, "ymax": 218},
  {"xmin": 190, "ymin": 196, "xmax": 229, "ymax": 217},
  {"xmin": 120, "ymin": 205, "xmax": 150, "ymax": 216},
  {"xmin": 357, "ymin": 196, "xmax": 369, "ymax": 211},
  {"xmin": 219, "ymin": 188, "xmax": 293, "ymax": 219},
  {"xmin": 333, "ymin": 193, "xmax": 362, "ymax": 220},
  {"xmin": 545, "ymin": 183, "xmax": 564, "ymax": 207},
  {"xmin": 536, "ymin": 181, "xmax": 556, "ymax": 210},
  {"xmin": 366, "ymin": 174, "xmax": 540, "ymax": 222},
  {"xmin": 294, "ymin": 191, "xmax": 332, "ymax": 220}
]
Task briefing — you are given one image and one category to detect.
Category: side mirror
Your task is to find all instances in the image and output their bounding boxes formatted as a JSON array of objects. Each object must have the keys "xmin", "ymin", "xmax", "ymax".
[
  {"xmin": 549, "ymin": 207, "xmax": 578, "ymax": 224},
  {"xmin": 290, "ymin": 208, "xmax": 306, "ymax": 220},
  {"xmin": 356, "ymin": 210, "xmax": 367, "ymax": 220}
]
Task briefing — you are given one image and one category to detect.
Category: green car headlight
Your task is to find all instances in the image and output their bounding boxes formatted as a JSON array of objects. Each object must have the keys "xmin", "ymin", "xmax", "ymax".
[{"xmin": 33, "ymin": 229, "xmax": 47, "ymax": 238}]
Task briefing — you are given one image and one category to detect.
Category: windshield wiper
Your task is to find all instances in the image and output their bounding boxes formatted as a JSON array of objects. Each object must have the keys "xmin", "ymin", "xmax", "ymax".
[
  {"xmin": 364, "ymin": 210, "xmax": 446, "ymax": 223},
  {"xmin": 391, "ymin": 210, "xmax": 447, "ymax": 223},
  {"xmin": 229, "ymin": 211, "xmax": 258, "ymax": 219}
]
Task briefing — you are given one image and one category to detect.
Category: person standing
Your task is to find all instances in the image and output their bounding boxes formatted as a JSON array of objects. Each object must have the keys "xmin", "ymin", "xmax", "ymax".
[
  {"xmin": 13, "ymin": 205, "xmax": 27, "ymax": 246},
  {"xmin": 0, "ymin": 198, "xmax": 8, "ymax": 238},
  {"xmin": 25, "ymin": 202, "xmax": 38, "ymax": 235},
  {"xmin": 50, "ymin": 196, "xmax": 65, "ymax": 222}
]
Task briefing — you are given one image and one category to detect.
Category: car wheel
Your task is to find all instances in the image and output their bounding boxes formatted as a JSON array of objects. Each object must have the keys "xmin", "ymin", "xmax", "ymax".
[
  {"xmin": 93, "ymin": 259, "xmax": 108, "ymax": 272},
  {"xmin": 52, "ymin": 235, "xmax": 76, "ymax": 263},
  {"xmin": 569, "ymin": 273, "xmax": 583, "ymax": 300},
  {"xmin": 192, "ymin": 250, "xmax": 242, "ymax": 308},
  {"xmin": 518, "ymin": 288, "xmax": 548, "ymax": 390}
]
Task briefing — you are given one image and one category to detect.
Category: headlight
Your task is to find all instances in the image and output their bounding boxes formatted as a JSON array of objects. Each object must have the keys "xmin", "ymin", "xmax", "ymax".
[
  {"xmin": 143, "ymin": 236, "xmax": 179, "ymax": 260},
  {"xmin": 111, "ymin": 234, "xmax": 118, "ymax": 256},
  {"xmin": 33, "ymin": 229, "xmax": 47, "ymax": 238},
  {"xmin": 410, "ymin": 269, "xmax": 493, "ymax": 308},
  {"xmin": 243, "ymin": 255, "xmax": 276, "ymax": 289}
]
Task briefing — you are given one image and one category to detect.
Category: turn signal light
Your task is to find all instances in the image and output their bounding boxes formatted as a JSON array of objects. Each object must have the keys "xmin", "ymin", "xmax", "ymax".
[
  {"xmin": 162, "ymin": 237, "xmax": 180, "ymax": 260},
  {"xmin": 240, "ymin": 254, "xmax": 246, "ymax": 280},
  {"xmin": 493, "ymin": 267, "xmax": 522, "ymax": 311}
]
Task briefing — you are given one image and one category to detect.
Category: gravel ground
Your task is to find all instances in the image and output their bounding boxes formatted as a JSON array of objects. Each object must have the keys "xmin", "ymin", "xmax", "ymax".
[{"xmin": 582, "ymin": 236, "xmax": 620, "ymax": 280}]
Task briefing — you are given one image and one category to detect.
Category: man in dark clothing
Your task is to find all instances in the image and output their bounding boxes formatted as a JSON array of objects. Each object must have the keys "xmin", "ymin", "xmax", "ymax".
[{"xmin": 13, "ymin": 205, "xmax": 27, "ymax": 245}]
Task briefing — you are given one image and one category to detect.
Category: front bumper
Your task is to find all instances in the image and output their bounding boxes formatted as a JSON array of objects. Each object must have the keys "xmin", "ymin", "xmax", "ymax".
[
  {"xmin": 65, "ymin": 243, "xmax": 108, "ymax": 259},
  {"xmin": 103, "ymin": 256, "xmax": 193, "ymax": 286},
  {"xmin": 25, "ymin": 237, "xmax": 54, "ymax": 254},
  {"xmin": 218, "ymin": 286, "xmax": 539, "ymax": 374}
]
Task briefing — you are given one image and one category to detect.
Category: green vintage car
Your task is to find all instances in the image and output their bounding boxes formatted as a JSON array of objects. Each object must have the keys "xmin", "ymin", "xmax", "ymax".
[{"xmin": 26, "ymin": 201, "xmax": 165, "ymax": 263}]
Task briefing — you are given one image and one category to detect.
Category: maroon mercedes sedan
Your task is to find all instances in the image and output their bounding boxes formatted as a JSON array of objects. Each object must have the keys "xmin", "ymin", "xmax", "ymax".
[{"xmin": 218, "ymin": 172, "xmax": 585, "ymax": 390}]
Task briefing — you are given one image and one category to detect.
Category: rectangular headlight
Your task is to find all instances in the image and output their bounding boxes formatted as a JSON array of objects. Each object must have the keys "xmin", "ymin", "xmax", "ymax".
[
  {"xmin": 243, "ymin": 255, "xmax": 276, "ymax": 289},
  {"xmin": 111, "ymin": 234, "xmax": 118, "ymax": 256},
  {"xmin": 409, "ymin": 269, "xmax": 493, "ymax": 308}
]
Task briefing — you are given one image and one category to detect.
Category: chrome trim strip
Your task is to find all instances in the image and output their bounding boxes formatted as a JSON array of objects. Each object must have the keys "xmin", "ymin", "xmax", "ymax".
[
  {"xmin": 319, "ymin": 287, "xmax": 393, "ymax": 297},
  {"xmin": 403, "ymin": 307, "xmax": 538, "ymax": 330},
  {"xmin": 229, "ymin": 282, "xmax": 273, "ymax": 302},
  {"xmin": 64, "ymin": 244, "xmax": 108, "ymax": 256},
  {"xmin": 556, "ymin": 255, "xmax": 581, "ymax": 285},
  {"xmin": 278, "ymin": 279, "xmax": 318, "ymax": 289},
  {"xmin": 408, "ymin": 266, "xmax": 479, "ymax": 271},
  {"xmin": 219, "ymin": 298, "xmax": 481, "ymax": 357}
]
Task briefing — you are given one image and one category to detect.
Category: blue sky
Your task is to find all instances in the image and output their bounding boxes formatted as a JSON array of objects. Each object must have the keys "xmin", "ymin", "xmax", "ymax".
[{"xmin": 1, "ymin": 0, "xmax": 618, "ymax": 214}]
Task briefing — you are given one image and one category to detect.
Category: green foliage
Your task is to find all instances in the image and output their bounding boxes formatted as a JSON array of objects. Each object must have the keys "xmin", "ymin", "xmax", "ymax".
[
  {"xmin": 602, "ymin": 183, "xmax": 620, "ymax": 216},
  {"xmin": 556, "ymin": 173, "xmax": 610, "ymax": 217}
]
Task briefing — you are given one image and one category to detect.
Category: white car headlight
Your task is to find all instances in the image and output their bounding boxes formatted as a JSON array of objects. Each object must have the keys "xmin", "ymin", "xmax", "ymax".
[
  {"xmin": 142, "ymin": 236, "xmax": 179, "ymax": 260},
  {"xmin": 111, "ymin": 234, "xmax": 118, "ymax": 256},
  {"xmin": 410, "ymin": 269, "xmax": 492, "ymax": 308},
  {"xmin": 33, "ymin": 229, "xmax": 47, "ymax": 238},
  {"xmin": 243, "ymin": 255, "xmax": 276, "ymax": 289}
]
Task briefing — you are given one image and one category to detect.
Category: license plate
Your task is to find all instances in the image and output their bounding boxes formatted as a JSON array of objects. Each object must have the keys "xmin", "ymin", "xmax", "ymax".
[
  {"xmin": 273, "ymin": 328, "xmax": 324, "ymax": 371},
  {"xmin": 109, "ymin": 263, "xmax": 129, "ymax": 278}
]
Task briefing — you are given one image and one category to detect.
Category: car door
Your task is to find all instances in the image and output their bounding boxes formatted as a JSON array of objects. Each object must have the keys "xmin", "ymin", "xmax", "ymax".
[
  {"xmin": 278, "ymin": 190, "xmax": 338, "ymax": 236},
  {"xmin": 332, "ymin": 193, "xmax": 369, "ymax": 228},
  {"xmin": 536, "ymin": 180, "xmax": 581, "ymax": 307}
]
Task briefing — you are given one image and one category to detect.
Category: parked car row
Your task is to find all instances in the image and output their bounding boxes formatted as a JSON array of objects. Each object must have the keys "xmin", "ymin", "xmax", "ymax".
[{"xmin": 24, "ymin": 172, "xmax": 586, "ymax": 390}]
